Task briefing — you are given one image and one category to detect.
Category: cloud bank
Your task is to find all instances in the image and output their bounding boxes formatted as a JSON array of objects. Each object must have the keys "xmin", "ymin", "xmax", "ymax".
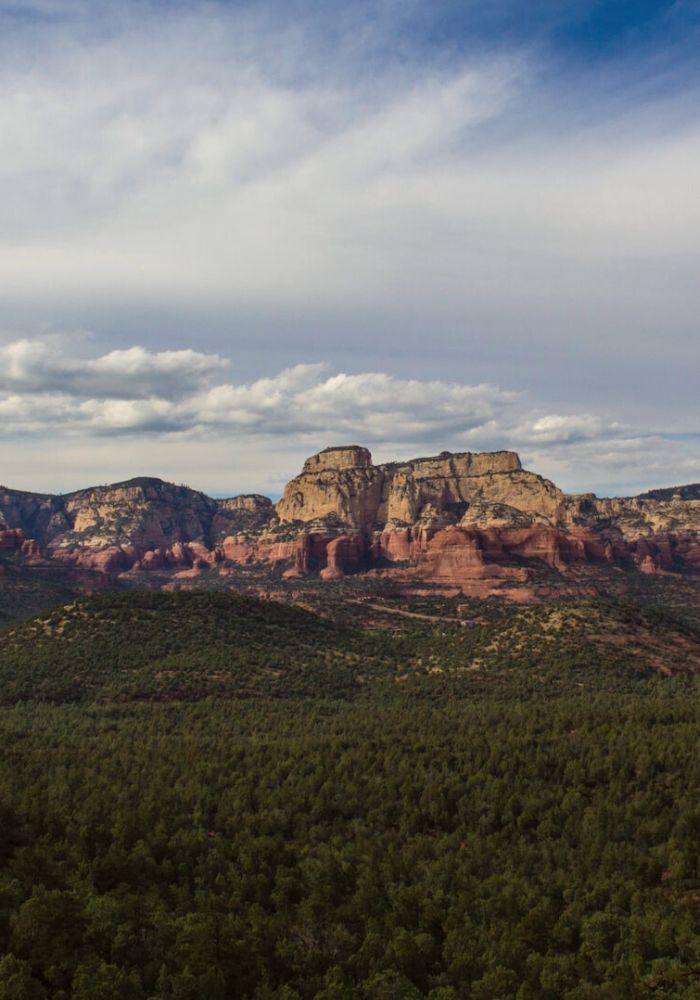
[
  {"xmin": 3, "ymin": 335, "xmax": 696, "ymax": 499},
  {"xmin": 0, "ymin": 337, "xmax": 517, "ymax": 439}
]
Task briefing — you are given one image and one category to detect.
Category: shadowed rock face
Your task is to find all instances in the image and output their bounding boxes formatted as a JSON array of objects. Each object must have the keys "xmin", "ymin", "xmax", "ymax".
[{"xmin": 3, "ymin": 448, "xmax": 700, "ymax": 589}]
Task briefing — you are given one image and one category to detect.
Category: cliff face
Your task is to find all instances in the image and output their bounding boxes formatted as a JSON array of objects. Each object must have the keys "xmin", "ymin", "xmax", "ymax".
[
  {"xmin": 276, "ymin": 446, "xmax": 383, "ymax": 527},
  {"xmin": 58, "ymin": 480, "xmax": 217, "ymax": 551},
  {"xmin": 276, "ymin": 445, "xmax": 561, "ymax": 528},
  {"xmin": 0, "ymin": 489, "xmax": 67, "ymax": 544},
  {"xmin": 0, "ymin": 480, "xmax": 276, "ymax": 551},
  {"xmin": 4, "ymin": 447, "xmax": 700, "ymax": 592}
]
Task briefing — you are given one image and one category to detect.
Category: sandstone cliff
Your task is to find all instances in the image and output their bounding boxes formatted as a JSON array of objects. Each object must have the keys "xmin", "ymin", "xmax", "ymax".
[
  {"xmin": 276, "ymin": 446, "xmax": 383, "ymax": 527},
  {"xmin": 275, "ymin": 445, "xmax": 562, "ymax": 528},
  {"xmin": 0, "ymin": 479, "xmax": 275, "ymax": 550},
  {"xmin": 4, "ymin": 447, "xmax": 700, "ymax": 590}
]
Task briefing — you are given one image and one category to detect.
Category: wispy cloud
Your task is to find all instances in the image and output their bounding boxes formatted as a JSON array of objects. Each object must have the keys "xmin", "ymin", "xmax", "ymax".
[{"xmin": 1, "ymin": 0, "xmax": 696, "ymax": 339}]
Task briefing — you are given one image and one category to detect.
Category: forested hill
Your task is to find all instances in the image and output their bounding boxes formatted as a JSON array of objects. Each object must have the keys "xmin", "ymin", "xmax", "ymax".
[
  {"xmin": 0, "ymin": 592, "xmax": 381, "ymax": 703},
  {"xmin": 2, "ymin": 593, "xmax": 700, "ymax": 997},
  {"xmin": 3, "ymin": 590, "xmax": 700, "ymax": 704}
]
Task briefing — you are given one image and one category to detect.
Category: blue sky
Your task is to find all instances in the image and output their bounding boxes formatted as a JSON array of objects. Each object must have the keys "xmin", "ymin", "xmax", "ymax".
[{"xmin": 0, "ymin": 0, "xmax": 698, "ymax": 496}]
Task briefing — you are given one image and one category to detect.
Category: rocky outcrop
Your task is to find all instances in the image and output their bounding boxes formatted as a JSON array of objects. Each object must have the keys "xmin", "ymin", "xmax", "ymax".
[
  {"xmin": 57, "ymin": 480, "xmax": 216, "ymax": 552},
  {"xmin": 0, "ymin": 488, "xmax": 68, "ymax": 543},
  {"xmin": 637, "ymin": 484, "xmax": 700, "ymax": 502},
  {"xmin": 377, "ymin": 451, "xmax": 544, "ymax": 526},
  {"xmin": 0, "ymin": 525, "xmax": 24, "ymax": 552},
  {"xmin": 0, "ymin": 520, "xmax": 41, "ymax": 558},
  {"xmin": 275, "ymin": 446, "xmax": 562, "ymax": 530},
  {"xmin": 320, "ymin": 535, "xmax": 366, "ymax": 580},
  {"xmin": 276, "ymin": 446, "xmax": 384, "ymax": 528},
  {"xmin": 212, "ymin": 495, "xmax": 276, "ymax": 540},
  {"xmin": 5, "ymin": 448, "xmax": 700, "ymax": 590},
  {"xmin": 0, "ymin": 479, "xmax": 276, "ymax": 553}
]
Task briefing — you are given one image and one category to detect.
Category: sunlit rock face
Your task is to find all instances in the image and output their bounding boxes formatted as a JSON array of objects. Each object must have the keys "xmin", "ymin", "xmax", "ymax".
[
  {"xmin": 275, "ymin": 446, "xmax": 383, "ymax": 529},
  {"xmin": 3, "ymin": 446, "xmax": 700, "ymax": 588},
  {"xmin": 276, "ymin": 446, "xmax": 554, "ymax": 530}
]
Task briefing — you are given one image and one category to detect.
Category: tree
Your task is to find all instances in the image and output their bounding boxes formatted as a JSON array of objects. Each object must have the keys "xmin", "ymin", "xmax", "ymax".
[
  {"xmin": 0, "ymin": 955, "xmax": 46, "ymax": 1000},
  {"xmin": 360, "ymin": 970, "xmax": 423, "ymax": 1000},
  {"xmin": 10, "ymin": 888, "xmax": 86, "ymax": 989},
  {"xmin": 72, "ymin": 962, "xmax": 143, "ymax": 1000}
]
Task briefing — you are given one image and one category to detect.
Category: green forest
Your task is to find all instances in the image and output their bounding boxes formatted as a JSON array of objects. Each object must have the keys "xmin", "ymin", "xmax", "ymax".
[{"xmin": 0, "ymin": 592, "xmax": 699, "ymax": 998}]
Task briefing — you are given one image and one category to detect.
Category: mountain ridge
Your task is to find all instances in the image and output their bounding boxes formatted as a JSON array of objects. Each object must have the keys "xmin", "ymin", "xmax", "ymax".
[{"xmin": 3, "ymin": 445, "xmax": 700, "ymax": 598}]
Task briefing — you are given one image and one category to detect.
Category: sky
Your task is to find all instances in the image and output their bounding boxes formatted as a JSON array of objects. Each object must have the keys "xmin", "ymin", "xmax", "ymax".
[{"xmin": 0, "ymin": 0, "xmax": 699, "ymax": 498}]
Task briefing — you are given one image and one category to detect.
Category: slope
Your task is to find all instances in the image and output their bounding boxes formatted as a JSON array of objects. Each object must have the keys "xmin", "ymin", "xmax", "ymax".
[
  {"xmin": 2, "ymin": 591, "xmax": 700, "ymax": 705},
  {"xmin": 0, "ymin": 591, "xmax": 389, "ymax": 703}
]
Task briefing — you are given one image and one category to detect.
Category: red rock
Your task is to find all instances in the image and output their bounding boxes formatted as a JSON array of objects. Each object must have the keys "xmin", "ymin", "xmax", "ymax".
[
  {"xmin": 320, "ymin": 534, "xmax": 365, "ymax": 580},
  {"xmin": 168, "ymin": 542, "xmax": 191, "ymax": 568},
  {"xmin": 140, "ymin": 549, "xmax": 165, "ymax": 571},
  {"xmin": 69, "ymin": 547, "xmax": 132, "ymax": 573},
  {"xmin": 0, "ymin": 527, "xmax": 24, "ymax": 552},
  {"xmin": 189, "ymin": 542, "xmax": 220, "ymax": 566},
  {"xmin": 174, "ymin": 566, "xmax": 205, "ymax": 579},
  {"xmin": 6, "ymin": 445, "xmax": 700, "ymax": 595},
  {"xmin": 288, "ymin": 534, "xmax": 311, "ymax": 577},
  {"xmin": 20, "ymin": 538, "xmax": 41, "ymax": 558}
]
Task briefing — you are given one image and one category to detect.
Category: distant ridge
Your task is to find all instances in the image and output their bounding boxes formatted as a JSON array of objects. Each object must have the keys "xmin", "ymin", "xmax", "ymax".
[{"xmin": 636, "ymin": 483, "xmax": 700, "ymax": 502}]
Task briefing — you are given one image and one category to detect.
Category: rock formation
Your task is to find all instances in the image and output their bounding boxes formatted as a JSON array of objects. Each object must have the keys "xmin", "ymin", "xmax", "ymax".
[
  {"xmin": 4, "ymin": 447, "xmax": 700, "ymax": 592},
  {"xmin": 0, "ymin": 518, "xmax": 41, "ymax": 558},
  {"xmin": 275, "ymin": 446, "xmax": 561, "ymax": 528},
  {"xmin": 276, "ymin": 446, "xmax": 383, "ymax": 527}
]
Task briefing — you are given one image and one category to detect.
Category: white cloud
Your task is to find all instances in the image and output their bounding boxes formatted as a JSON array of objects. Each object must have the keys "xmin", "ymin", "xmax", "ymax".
[
  {"xmin": 2, "ymin": 0, "xmax": 695, "ymax": 353},
  {"xmin": 0, "ymin": 338, "xmax": 227, "ymax": 399},
  {"xmin": 0, "ymin": 0, "xmax": 696, "ymax": 420},
  {"xmin": 0, "ymin": 337, "xmax": 516, "ymax": 439},
  {"xmin": 0, "ymin": 334, "xmax": 697, "ymax": 497},
  {"xmin": 0, "ymin": 9, "xmax": 700, "ymax": 336},
  {"xmin": 0, "ymin": 5, "xmax": 698, "ymax": 496},
  {"xmin": 515, "ymin": 413, "xmax": 623, "ymax": 445}
]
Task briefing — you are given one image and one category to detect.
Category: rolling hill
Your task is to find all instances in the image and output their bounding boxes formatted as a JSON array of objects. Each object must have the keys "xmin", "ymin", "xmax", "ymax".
[{"xmin": 2, "ymin": 590, "xmax": 700, "ymax": 704}]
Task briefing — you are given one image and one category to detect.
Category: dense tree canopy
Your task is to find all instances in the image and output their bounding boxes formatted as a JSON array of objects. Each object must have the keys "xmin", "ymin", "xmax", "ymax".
[
  {"xmin": 0, "ymin": 695, "xmax": 699, "ymax": 998},
  {"xmin": 1, "ymin": 591, "xmax": 699, "ymax": 997}
]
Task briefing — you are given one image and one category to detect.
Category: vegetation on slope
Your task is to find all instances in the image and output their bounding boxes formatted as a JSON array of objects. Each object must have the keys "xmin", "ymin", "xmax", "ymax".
[
  {"xmin": 3, "ymin": 589, "xmax": 700, "ymax": 704},
  {"xmin": 0, "ymin": 591, "xmax": 699, "ymax": 996},
  {"xmin": 0, "ymin": 591, "xmax": 394, "ymax": 704},
  {"xmin": 0, "ymin": 557, "xmax": 87, "ymax": 628}
]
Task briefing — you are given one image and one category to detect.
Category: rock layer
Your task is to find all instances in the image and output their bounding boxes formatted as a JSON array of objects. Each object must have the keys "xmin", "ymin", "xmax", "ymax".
[{"xmin": 4, "ymin": 447, "xmax": 700, "ymax": 589}]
